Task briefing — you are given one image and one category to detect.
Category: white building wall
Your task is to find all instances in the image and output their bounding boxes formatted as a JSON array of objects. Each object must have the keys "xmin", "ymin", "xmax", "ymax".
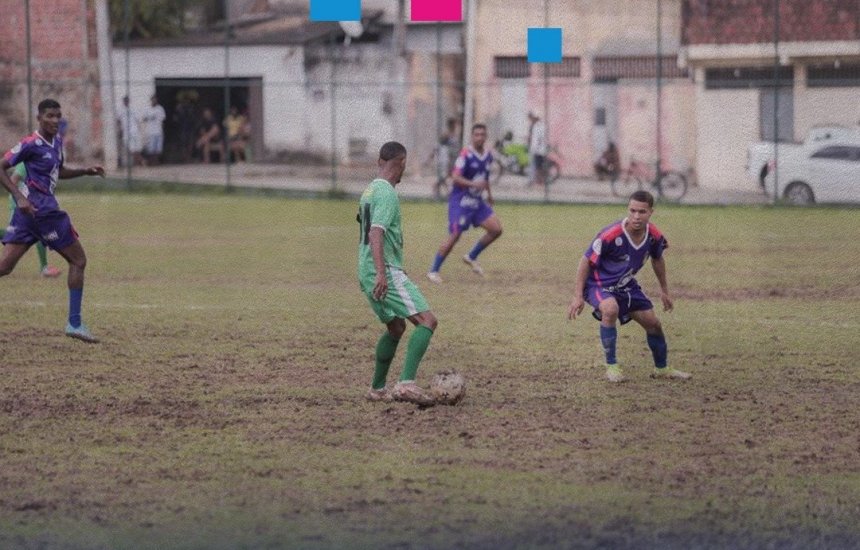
[
  {"xmin": 694, "ymin": 73, "xmax": 759, "ymax": 190},
  {"xmin": 111, "ymin": 45, "xmax": 307, "ymax": 152},
  {"xmin": 794, "ymin": 65, "xmax": 860, "ymax": 138}
]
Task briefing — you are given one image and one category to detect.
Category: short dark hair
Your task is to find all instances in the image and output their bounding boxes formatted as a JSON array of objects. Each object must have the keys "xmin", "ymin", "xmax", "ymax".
[
  {"xmin": 379, "ymin": 141, "xmax": 407, "ymax": 161},
  {"xmin": 630, "ymin": 190, "xmax": 654, "ymax": 207},
  {"xmin": 38, "ymin": 99, "xmax": 61, "ymax": 113},
  {"xmin": 472, "ymin": 123, "xmax": 487, "ymax": 133}
]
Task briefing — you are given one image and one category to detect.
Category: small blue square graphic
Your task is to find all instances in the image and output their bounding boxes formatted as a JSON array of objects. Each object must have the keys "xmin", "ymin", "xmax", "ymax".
[
  {"xmin": 310, "ymin": 0, "xmax": 361, "ymax": 21},
  {"xmin": 527, "ymin": 28, "xmax": 562, "ymax": 63}
]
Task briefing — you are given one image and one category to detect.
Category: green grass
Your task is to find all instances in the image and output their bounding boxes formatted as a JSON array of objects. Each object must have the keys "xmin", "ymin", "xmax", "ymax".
[{"xmin": 1, "ymin": 193, "xmax": 858, "ymax": 549}]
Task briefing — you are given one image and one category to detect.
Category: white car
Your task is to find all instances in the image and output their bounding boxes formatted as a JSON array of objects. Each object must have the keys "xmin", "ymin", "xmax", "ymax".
[
  {"xmin": 764, "ymin": 143, "xmax": 860, "ymax": 205},
  {"xmin": 748, "ymin": 125, "xmax": 860, "ymax": 188}
]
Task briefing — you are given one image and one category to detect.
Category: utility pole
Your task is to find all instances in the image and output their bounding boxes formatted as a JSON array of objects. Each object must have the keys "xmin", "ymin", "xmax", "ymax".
[
  {"xmin": 462, "ymin": 0, "xmax": 477, "ymax": 143},
  {"xmin": 772, "ymin": 0, "xmax": 780, "ymax": 204},
  {"xmin": 25, "ymin": 0, "xmax": 33, "ymax": 132},
  {"xmin": 656, "ymin": 0, "xmax": 663, "ymax": 180}
]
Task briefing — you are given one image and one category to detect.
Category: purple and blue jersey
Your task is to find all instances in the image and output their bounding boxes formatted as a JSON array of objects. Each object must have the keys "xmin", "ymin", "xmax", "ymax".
[
  {"xmin": 3, "ymin": 132, "xmax": 79, "ymax": 251},
  {"xmin": 584, "ymin": 219, "xmax": 668, "ymax": 293},
  {"xmin": 4, "ymin": 132, "xmax": 64, "ymax": 214},
  {"xmin": 447, "ymin": 147, "xmax": 494, "ymax": 233},
  {"xmin": 582, "ymin": 219, "xmax": 668, "ymax": 323}
]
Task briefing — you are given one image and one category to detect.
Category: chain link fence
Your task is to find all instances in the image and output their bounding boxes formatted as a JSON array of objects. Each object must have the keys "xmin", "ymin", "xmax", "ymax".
[{"xmin": 1, "ymin": 0, "xmax": 858, "ymax": 203}]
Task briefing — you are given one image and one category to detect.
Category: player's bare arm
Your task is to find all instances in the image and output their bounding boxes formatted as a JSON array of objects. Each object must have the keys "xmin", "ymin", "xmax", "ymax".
[
  {"xmin": 0, "ymin": 159, "xmax": 36, "ymax": 216},
  {"xmin": 369, "ymin": 226, "xmax": 387, "ymax": 301},
  {"xmin": 452, "ymin": 172, "xmax": 487, "ymax": 192},
  {"xmin": 651, "ymin": 255, "xmax": 673, "ymax": 312},
  {"xmin": 59, "ymin": 165, "xmax": 105, "ymax": 179},
  {"xmin": 485, "ymin": 181, "xmax": 495, "ymax": 205},
  {"xmin": 567, "ymin": 256, "xmax": 592, "ymax": 320}
]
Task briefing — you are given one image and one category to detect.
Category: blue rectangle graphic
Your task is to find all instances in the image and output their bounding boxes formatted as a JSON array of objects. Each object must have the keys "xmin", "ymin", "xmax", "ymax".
[
  {"xmin": 310, "ymin": 0, "xmax": 361, "ymax": 22},
  {"xmin": 527, "ymin": 28, "xmax": 563, "ymax": 63}
]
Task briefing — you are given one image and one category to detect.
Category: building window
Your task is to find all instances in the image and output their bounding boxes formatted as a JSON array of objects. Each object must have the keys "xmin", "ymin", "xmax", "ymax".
[
  {"xmin": 494, "ymin": 56, "xmax": 530, "ymax": 78},
  {"xmin": 759, "ymin": 86, "xmax": 794, "ymax": 142},
  {"xmin": 810, "ymin": 145, "xmax": 860, "ymax": 161},
  {"xmin": 705, "ymin": 66, "xmax": 794, "ymax": 89},
  {"xmin": 593, "ymin": 56, "xmax": 688, "ymax": 83},
  {"xmin": 546, "ymin": 57, "xmax": 581, "ymax": 78},
  {"xmin": 807, "ymin": 62, "xmax": 860, "ymax": 88}
]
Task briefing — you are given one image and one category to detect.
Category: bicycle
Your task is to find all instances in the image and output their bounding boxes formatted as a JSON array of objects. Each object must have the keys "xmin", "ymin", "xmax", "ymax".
[
  {"xmin": 610, "ymin": 157, "xmax": 688, "ymax": 202},
  {"xmin": 490, "ymin": 133, "xmax": 561, "ymax": 186}
]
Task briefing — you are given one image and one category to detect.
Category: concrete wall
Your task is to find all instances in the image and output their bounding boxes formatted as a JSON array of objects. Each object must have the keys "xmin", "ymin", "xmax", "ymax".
[
  {"xmin": 469, "ymin": 0, "xmax": 689, "ymax": 178},
  {"xmin": 0, "ymin": 0, "xmax": 101, "ymax": 161},
  {"xmin": 112, "ymin": 45, "xmax": 306, "ymax": 155},
  {"xmin": 793, "ymin": 65, "xmax": 860, "ymax": 138},
  {"xmin": 694, "ymin": 73, "xmax": 759, "ymax": 190}
]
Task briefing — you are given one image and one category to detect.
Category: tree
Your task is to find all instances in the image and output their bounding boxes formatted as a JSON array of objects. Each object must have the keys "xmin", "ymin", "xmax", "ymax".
[{"xmin": 108, "ymin": 0, "xmax": 224, "ymax": 41}]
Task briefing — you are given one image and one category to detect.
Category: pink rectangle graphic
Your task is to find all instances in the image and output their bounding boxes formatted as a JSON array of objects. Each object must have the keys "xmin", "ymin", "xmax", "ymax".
[{"xmin": 411, "ymin": 0, "xmax": 462, "ymax": 22}]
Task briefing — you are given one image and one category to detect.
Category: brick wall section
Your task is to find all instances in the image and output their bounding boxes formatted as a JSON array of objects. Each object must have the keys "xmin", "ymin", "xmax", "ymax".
[
  {"xmin": 0, "ymin": 0, "xmax": 102, "ymax": 161},
  {"xmin": 682, "ymin": 0, "xmax": 860, "ymax": 45}
]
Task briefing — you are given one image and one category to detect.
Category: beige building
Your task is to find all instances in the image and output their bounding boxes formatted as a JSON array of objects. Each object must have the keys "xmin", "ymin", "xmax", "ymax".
[
  {"xmin": 681, "ymin": 0, "xmax": 860, "ymax": 190},
  {"xmin": 466, "ymin": 0, "xmax": 695, "ymax": 179}
]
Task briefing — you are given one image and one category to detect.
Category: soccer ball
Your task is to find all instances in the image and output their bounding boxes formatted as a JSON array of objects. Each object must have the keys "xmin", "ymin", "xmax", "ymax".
[{"xmin": 430, "ymin": 370, "xmax": 466, "ymax": 405}]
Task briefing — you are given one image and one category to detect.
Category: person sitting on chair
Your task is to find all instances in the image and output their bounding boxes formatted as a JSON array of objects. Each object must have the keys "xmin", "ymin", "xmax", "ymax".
[
  {"xmin": 195, "ymin": 108, "xmax": 224, "ymax": 163},
  {"xmin": 595, "ymin": 141, "xmax": 620, "ymax": 181}
]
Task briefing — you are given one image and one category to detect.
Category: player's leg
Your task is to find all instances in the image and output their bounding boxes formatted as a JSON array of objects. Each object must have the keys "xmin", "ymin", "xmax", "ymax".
[
  {"xmin": 35, "ymin": 242, "xmax": 60, "ymax": 277},
  {"xmin": 597, "ymin": 296, "xmax": 623, "ymax": 377},
  {"xmin": 630, "ymin": 308, "xmax": 690, "ymax": 380},
  {"xmin": 370, "ymin": 317, "xmax": 405, "ymax": 394},
  {"xmin": 428, "ymin": 211, "xmax": 465, "ymax": 282},
  {"xmin": 585, "ymin": 286, "xmax": 625, "ymax": 382},
  {"xmin": 0, "ymin": 243, "xmax": 32, "ymax": 278},
  {"xmin": 390, "ymin": 309, "xmax": 437, "ymax": 405},
  {"xmin": 54, "ymin": 239, "xmax": 98, "ymax": 343},
  {"xmin": 463, "ymin": 207, "xmax": 502, "ymax": 275},
  {"xmin": 384, "ymin": 272, "xmax": 436, "ymax": 405},
  {"xmin": 1, "ymin": 194, "xmax": 14, "ymax": 240}
]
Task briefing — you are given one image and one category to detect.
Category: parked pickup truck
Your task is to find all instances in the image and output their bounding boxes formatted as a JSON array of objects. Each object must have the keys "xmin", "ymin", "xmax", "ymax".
[{"xmin": 747, "ymin": 125, "xmax": 860, "ymax": 188}]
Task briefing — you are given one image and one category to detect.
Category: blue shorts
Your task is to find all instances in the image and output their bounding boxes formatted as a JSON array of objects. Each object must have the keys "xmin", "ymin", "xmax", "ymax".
[
  {"xmin": 2, "ymin": 209, "xmax": 78, "ymax": 251},
  {"xmin": 584, "ymin": 284, "xmax": 653, "ymax": 325},
  {"xmin": 448, "ymin": 199, "xmax": 494, "ymax": 234}
]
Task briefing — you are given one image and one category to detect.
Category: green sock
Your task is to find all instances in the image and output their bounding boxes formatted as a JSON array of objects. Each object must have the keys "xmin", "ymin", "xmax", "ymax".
[
  {"xmin": 372, "ymin": 332, "xmax": 400, "ymax": 390},
  {"xmin": 400, "ymin": 325, "xmax": 434, "ymax": 382},
  {"xmin": 36, "ymin": 242, "xmax": 48, "ymax": 271}
]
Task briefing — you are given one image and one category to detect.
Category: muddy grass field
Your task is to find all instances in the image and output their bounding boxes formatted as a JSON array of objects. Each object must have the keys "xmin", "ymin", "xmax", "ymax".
[{"xmin": 1, "ymin": 193, "xmax": 858, "ymax": 549}]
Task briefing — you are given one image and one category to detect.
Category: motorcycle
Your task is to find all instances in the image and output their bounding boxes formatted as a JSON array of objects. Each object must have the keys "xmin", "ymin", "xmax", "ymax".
[{"xmin": 490, "ymin": 131, "xmax": 561, "ymax": 185}]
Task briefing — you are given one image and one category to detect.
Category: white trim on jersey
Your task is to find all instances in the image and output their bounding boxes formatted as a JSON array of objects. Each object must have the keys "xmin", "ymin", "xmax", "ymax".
[
  {"xmin": 466, "ymin": 146, "xmax": 491, "ymax": 162},
  {"xmin": 389, "ymin": 268, "xmax": 418, "ymax": 315},
  {"xmin": 621, "ymin": 217, "xmax": 650, "ymax": 251}
]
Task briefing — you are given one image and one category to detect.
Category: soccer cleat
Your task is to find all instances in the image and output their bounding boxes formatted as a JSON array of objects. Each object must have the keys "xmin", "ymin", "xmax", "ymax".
[
  {"xmin": 426, "ymin": 271, "xmax": 443, "ymax": 284},
  {"xmin": 605, "ymin": 364, "xmax": 626, "ymax": 383},
  {"xmin": 651, "ymin": 367, "xmax": 692, "ymax": 380},
  {"xmin": 392, "ymin": 381, "xmax": 436, "ymax": 406},
  {"xmin": 462, "ymin": 254, "xmax": 484, "ymax": 276},
  {"xmin": 65, "ymin": 322, "xmax": 99, "ymax": 344},
  {"xmin": 41, "ymin": 265, "xmax": 62, "ymax": 278},
  {"xmin": 365, "ymin": 387, "xmax": 394, "ymax": 403}
]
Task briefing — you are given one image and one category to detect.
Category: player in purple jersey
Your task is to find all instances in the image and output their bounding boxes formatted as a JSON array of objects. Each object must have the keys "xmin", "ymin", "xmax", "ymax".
[
  {"xmin": 0, "ymin": 98, "xmax": 105, "ymax": 343},
  {"xmin": 427, "ymin": 124, "xmax": 503, "ymax": 283},
  {"xmin": 567, "ymin": 190, "xmax": 691, "ymax": 382}
]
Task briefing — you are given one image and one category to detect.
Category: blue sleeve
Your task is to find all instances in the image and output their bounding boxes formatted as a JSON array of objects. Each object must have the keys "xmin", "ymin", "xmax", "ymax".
[
  {"xmin": 3, "ymin": 139, "xmax": 33, "ymax": 167},
  {"xmin": 650, "ymin": 234, "xmax": 668, "ymax": 260}
]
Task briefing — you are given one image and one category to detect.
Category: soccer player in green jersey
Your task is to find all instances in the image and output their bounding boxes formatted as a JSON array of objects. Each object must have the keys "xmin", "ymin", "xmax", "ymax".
[
  {"xmin": 1, "ymin": 163, "xmax": 62, "ymax": 277},
  {"xmin": 358, "ymin": 141, "xmax": 438, "ymax": 406}
]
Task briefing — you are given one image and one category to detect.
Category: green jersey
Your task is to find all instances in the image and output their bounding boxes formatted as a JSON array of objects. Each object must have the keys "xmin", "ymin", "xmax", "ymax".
[
  {"xmin": 7, "ymin": 163, "xmax": 26, "ymax": 212},
  {"xmin": 357, "ymin": 178, "xmax": 403, "ymax": 286}
]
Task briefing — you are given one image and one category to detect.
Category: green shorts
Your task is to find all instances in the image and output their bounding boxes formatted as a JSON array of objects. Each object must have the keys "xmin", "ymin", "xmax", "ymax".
[{"xmin": 362, "ymin": 267, "xmax": 430, "ymax": 324}]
